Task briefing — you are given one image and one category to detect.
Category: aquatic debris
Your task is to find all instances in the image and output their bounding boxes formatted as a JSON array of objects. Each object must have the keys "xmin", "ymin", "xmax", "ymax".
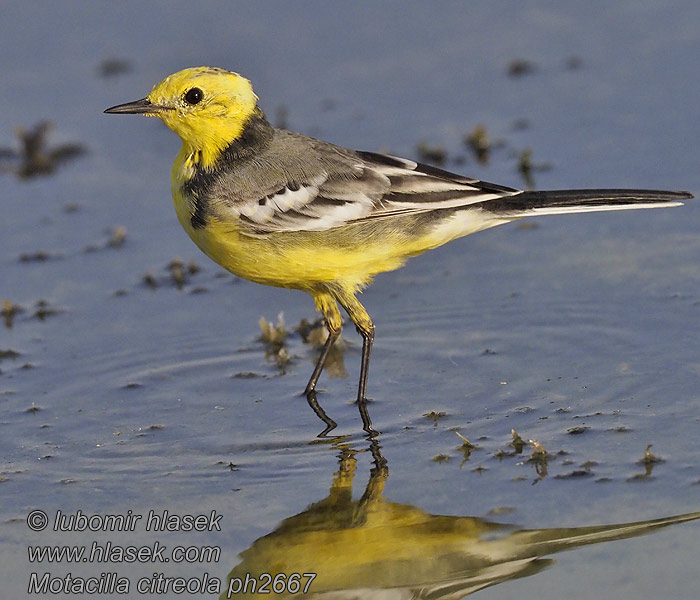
[
  {"xmin": 140, "ymin": 258, "xmax": 202, "ymax": 290},
  {"xmin": 98, "ymin": 57, "xmax": 133, "ymax": 78},
  {"xmin": 507, "ymin": 58, "xmax": 537, "ymax": 77},
  {"xmin": 415, "ymin": 140, "xmax": 447, "ymax": 166},
  {"xmin": 107, "ymin": 226, "xmax": 127, "ymax": 248},
  {"xmin": 269, "ymin": 346, "xmax": 290, "ymax": 369},
  {"xmin": 1, "ymin": 299, "xmax": 60, "ymax": 327},
  {"xmin": 0, "ymin": 120, "xmax": 85, "ymax": 179},
  {"xmin": 509, "ymin": 429, "xmax": 526, "ymax": 453},
  {"xmin": 518, "ymin": 148, "xmax": 535, "ymax": 189},
  {"xmin": 19, "ymin": 251, "xmax": 62, "ymax": 262},
  {"xmin": 638, "ymin": 444, "xmax": 663, "ymax": 466},
  {"xmin": 527, "ymin": 439, "xmax": 548, "ymax": 479},
  {"xmin": 454, "ymin": 430, "xmax": 474, "ymax": 449},
  {"xmin": 528, "ymin": 439, "xmax": 548, "ymax": 461},
  {"xmin": 464, "ymin": 125, "xmax": 489, "ymax": 164},
  {"xmin": 259, "ymin": 313, "xmax": 292, "ymax": 369},
  {"xmin": 259, "ymin": 312, "xmax": 288, "ymax": 347},
  {"xmin": 610, "ymin": 425, "xmax": 631, "ymax": 433},
  {"xmin": 432, "ymin": 454, "xmax": 450, "ymax": 463},
  {"xmin": 33, "ymin": 299, "xmax": 63, "ymax": 321},
  {"xmin": 168, "ymin": 258, "xmax": 187, "ymax": 289},
  {"xmin": 84, "ymin": 226, "xmax": 128, "ymax": 252},
  {"xmin": 463, "ymin": 124, "xmax": 496, "ymax": 165},
  {"xmin": 0, "ymin": 348, "xmax": 21, "ymax": 361},
  {"xmin": 516, "ymin": 148, "xmax": 552, "ymax": 190},
  {"xmin": 628, "ymin": 471, "xmax": 653, "ymax": 482},
  {"xmin": 1, "ymin": 299, "xmax": 24, "ymax": 328},
  {"xmin": 232, "ymin": 372, "xmax": 264, "ymax": 379},
  {"xmin": 423, "ymin": 411, "xmax": 447, "ymax": 425},
  {"xmin": 306, "ymin": 324, "xmax": 330, "ymax": 348},
  {"xmin": 554, "ymin": 470, "xmax": 593, "ymax": 479},
  {"xmin": 142, "ymin": 272, "xmax": 158, "ymax": 289},
  {"xmin": 296, "ymin": 317, "xmax": 347, "ymax": 379},
  {"xmin": 297, "ymin": 317, "xmax": 326, "ymax": 345},
  {"xmin": 455, "ymin": 431, "xmax": 476, "ymax": 466},
  {"xmin": 526, "ymin": 439, "xmax": 549, "ymax": 482}
]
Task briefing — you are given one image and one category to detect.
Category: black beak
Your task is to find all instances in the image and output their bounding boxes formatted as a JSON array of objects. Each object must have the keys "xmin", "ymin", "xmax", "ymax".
[{"xmin": 104, "ymin": 98, "xmax": 170, "ymax": 115}]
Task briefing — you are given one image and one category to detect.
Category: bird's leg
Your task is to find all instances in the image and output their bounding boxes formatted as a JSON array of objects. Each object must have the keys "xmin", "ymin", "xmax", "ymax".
[
  {"xmin": 356, "ymin": 324, "xmax": 375, "ymax": 402},
  {"xmin": 304, "ymin": 328, "xmax": 339, "ymax": 436},
  {"xmin": 305, "ymin": 292, "xmax": 343, "ymax": 396},
  {"xmin": 356, "ymin": 324, "xmax": 375, "ymax": 434},
  {"xmin": 305, "ymin": 389, "xmax": 337, "ymax": 437},
  {"xmin": 337, "ymin": 291, "xmax": 376, "ymax": 434},
  {"xmin": 304, "ymin": 326, "xmax": 340, "ymax": 396}
]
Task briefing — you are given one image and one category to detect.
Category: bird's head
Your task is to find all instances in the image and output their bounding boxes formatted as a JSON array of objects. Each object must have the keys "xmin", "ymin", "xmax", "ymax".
[{"xmin": 105, "ymin": 67, "xmax": 259, "ymax": 163}]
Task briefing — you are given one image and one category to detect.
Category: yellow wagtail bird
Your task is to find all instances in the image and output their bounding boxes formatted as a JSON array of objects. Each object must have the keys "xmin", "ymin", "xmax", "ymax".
[{"xmin": 105, "ymin": 67, "xmax": 692, "ymax": 433}]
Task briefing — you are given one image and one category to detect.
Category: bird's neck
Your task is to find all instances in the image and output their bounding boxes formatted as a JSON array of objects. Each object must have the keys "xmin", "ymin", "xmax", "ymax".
[{"xmin": 180, "ymin": 107, "xmax": 274, "ymax": 173}]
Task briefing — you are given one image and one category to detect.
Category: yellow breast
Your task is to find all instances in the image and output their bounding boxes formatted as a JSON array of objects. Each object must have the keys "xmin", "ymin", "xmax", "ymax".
[{"xmin": 170, "ymin": 149, "xmax": 510, "ymax": 294}]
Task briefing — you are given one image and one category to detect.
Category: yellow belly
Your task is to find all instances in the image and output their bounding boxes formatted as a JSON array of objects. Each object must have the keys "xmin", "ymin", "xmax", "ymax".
[
  {"xmin": 172, "ymin": 173, "xmax": 511, "ymax": 294},
  {"xmin": 175, "ymin": 205, "xmax": 406, "ymax": 292}
]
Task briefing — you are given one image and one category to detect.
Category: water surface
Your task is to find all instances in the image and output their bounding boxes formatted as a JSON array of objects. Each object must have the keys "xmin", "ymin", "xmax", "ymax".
[{"xmin": 1, "ymin": 2, "xmax": 699, "ymax": 598}]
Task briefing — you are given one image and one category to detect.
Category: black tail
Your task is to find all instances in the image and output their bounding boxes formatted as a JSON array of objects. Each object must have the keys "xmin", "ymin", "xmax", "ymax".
[{"xmin": 481, "ymin": 189, "xmax": 692, "ymax": 216}]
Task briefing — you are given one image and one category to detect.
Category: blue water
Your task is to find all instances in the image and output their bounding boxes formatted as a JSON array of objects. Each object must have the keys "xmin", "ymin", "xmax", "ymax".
[{"xmin": 1, "ymin": 2, "xmax": 699, "ymax": 598}]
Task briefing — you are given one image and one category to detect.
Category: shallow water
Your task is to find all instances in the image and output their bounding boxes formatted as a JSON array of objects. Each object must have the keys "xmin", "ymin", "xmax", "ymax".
[{"xmin": 1, "ymin": 2, "xmax": 699, "ymax": 598}]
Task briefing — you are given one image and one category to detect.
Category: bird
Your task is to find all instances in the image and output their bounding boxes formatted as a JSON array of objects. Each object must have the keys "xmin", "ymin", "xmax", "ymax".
[
  {"xmin": 225, "ymin": 446, "xmax": 700, "ymax": 598},
  {"xmin": 105, "ymin": 66, "xmax": 692, "ymax": 433}
]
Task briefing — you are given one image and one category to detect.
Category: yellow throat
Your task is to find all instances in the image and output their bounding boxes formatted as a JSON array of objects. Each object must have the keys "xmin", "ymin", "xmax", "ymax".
[{"xmin": 145, "ymin": 66, "xmax": 258, "ymax": 169}]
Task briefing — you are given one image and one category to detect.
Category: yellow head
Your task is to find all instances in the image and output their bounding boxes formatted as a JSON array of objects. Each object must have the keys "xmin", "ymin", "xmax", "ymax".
[{"xmin": 105, "ymin": 67, "xmax": 258, "ymax": 166}]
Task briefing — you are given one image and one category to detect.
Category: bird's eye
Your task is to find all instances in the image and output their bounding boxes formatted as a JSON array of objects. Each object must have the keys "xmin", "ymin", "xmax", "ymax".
[{"xmin": 184, "ymin": 87, "xmax": 203, "ymax": 105}]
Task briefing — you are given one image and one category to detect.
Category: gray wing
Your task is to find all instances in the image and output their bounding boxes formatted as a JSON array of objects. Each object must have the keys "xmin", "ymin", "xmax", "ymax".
[{"xmin": 210, "ymin": 133, "xmax": 521, "ymax": 234}]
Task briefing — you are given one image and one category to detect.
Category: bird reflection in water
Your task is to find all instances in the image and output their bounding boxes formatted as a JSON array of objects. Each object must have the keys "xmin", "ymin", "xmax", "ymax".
[{"xmin": 223, "ymin": 438, "xmax": 699, "ymax": 599}]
